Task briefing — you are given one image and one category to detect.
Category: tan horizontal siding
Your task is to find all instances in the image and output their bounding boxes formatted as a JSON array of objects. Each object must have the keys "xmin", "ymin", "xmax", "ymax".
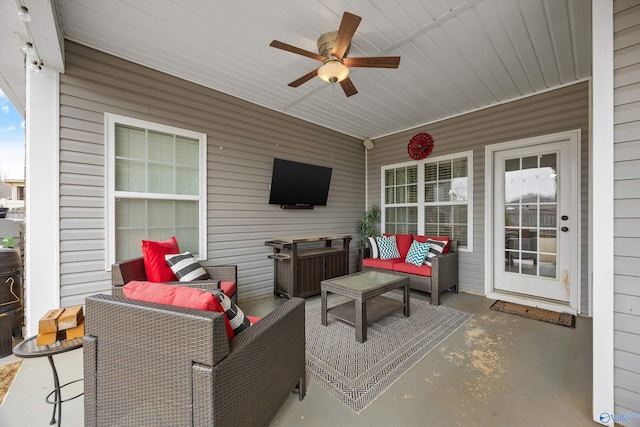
[
  {"xmin": 59, "ymin": 41, "xmax": 363, "ymax": 303},
  {"xmin": 614, "ymin": 0, "xmax": 640, "ymax": 416}
]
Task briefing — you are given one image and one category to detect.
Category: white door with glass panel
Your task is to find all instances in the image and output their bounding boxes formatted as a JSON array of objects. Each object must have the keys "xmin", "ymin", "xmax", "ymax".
[{"xmin": 488, "ymin": 131, "xmax": 579, "ymax": 310}]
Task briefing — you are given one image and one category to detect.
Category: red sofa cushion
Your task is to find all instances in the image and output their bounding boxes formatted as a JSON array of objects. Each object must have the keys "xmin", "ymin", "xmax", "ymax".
[
  {"xmin": 393, "ymin": 262, "xmax": 432, "ymax": 276},
  {"xmin": 413, "ymin": 235, "xmax": 451, "ymax": 254},
  {"xmin": 141, "ymin": 237, "xmax": 180, "ymax": 282},
  {"xmin": 362, "ymin": 257, "xmax": 402, "ymax": 270},
  {"xmin": 122, "ymin": 280, "xmax": 234, "ymax": 339},
  {"xmin": 384, "ymin": 233, "xmax": 413, "ymax": 258}
]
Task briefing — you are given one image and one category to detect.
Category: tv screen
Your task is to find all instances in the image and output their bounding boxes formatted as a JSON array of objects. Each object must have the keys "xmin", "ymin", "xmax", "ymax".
[{"xmin": 268, "ymin": 158, "xmax": 332, "ymax": 208}]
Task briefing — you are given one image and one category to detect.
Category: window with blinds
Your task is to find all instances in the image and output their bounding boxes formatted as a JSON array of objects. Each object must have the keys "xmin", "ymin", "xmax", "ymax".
[
  {"xmin": 424, "ymin": 157, "xmax": 469, "ymax": 246},
  {"xmin": 381, "ymin": 151, "xmax": 473, "ymax": 250},
  {"xmin": 105, "ymin": 114, "xmax": 207, "ymax": 267},
  {"xmin": 384, "ymin": 165, "xmax": 418, "ymax": 234}
]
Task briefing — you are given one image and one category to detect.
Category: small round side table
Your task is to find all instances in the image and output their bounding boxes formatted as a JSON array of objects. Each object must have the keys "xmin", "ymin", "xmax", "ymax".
[{"xmin": 13, "ymin": 336, "xmax": 84, "ymax": 426}]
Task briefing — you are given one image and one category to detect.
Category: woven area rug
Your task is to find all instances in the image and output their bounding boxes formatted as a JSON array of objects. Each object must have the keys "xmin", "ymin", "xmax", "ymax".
[
  {"xmin": 490, "ymin": 300, "xmax": 576, "ymax": 328},
  {"xmin": 305, "ymin": 293, "xmax": 472, "ymax": 413}
]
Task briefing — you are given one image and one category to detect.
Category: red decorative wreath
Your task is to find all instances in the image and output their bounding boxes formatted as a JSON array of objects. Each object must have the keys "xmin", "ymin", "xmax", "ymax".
[{"xmin": 407, "ymin": 133, "xmax": 434, "ymax": 160}]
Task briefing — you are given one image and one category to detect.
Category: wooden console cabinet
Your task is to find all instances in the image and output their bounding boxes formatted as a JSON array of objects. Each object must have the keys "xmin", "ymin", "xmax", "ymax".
[{"xmin": 265, "ymin": 234, "xmax": 351, "ymax": 298}]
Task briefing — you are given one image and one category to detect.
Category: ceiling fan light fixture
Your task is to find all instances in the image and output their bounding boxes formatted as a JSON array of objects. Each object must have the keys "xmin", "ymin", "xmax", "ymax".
[
  {"xmin": 270, "ymin": 12, "xmax": 397, "ymax": 96},
  {"xmin": 317, "ymin": 59, "xmax": 349, "ymax": 84}
]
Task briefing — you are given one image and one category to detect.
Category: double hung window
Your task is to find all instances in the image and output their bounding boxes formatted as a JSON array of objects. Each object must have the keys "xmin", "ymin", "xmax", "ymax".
[
  {"xmin": 105, "ymin": 114, "xmax": 207, "ymax": 266},
  {"xmin": 381, "ymin": 151, "xmax": 473, "ymax": 250},
  {"xmin": 383, "ymin": 165, "xmax": 418, "ymax": 235}
]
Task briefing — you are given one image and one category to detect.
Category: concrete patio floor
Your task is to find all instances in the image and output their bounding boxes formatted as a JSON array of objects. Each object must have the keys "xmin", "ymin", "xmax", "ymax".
[{"xmin": 0, "ymin": 291, "xmax": 596, "ymax": 427}]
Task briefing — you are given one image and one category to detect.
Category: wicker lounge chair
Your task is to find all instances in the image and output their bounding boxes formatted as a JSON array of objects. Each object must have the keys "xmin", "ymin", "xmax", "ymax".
[
  {"xmin": 83, "ymin": 293, "xmax": 305, "ymax": 426},
  {"xmin": 111, "ymin": 256, "xmax": 238, "ymax": 304}
]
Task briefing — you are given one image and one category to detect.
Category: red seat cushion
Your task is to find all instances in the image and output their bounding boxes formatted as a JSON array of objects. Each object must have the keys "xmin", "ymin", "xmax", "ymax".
[
  {"xmin": 122, "ymin": 280, "xmax": 234, "ymax": 339},
  {"xmin": 220, "ymin": 281, "xmax": 236, "ymax": 299},
  {"xmin": 413, "ymin": 235, "xmax": 451, "ymax": 254},
  {"xmin": 246, "ymin": 315, "xmax": 261, "ymax": 324},
  {"xmin": 393, "ymin": 262, "xmax": 432, "ymax": 276},
  {"xmin": 141, "ymin": 237, "xmax": 180, "ymax": 282},
  {"xmin": 384, "ymin": 233, "xmax": 413, "ymax": 258},
  {"xmin": 362, "ymin": 257, "xmax": 402, "ymax": 270}
]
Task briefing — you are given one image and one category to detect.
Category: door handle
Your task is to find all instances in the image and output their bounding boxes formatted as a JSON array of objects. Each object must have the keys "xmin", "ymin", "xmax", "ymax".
[{"xmin": 561, "ymin": 226, "xmax": 569, "ymax": 232}]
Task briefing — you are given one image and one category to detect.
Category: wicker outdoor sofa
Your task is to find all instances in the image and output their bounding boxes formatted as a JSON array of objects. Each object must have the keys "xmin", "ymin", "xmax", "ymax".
[
  {"xmin": 360, "ymin": 236, "xmax": 459, "ymax": 305},
  {"xmin": 83, "ymin": 293, "xmax": 306, "ymax": 426}
]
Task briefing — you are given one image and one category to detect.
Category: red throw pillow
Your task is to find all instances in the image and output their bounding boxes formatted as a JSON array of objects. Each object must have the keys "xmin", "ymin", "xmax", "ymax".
[
  {"xmin": 141, "ymin": 237, "xmax": 180, "ymax": 282},
  {"xmin": 122, "ymin": 281, "xmax": 234, "ymax": 339}
]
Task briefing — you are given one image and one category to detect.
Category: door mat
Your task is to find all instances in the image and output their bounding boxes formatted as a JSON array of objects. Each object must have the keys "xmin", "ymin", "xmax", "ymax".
[{"xmin": 490, "ymin": 300, "xmax": 575, "ymax": 328}]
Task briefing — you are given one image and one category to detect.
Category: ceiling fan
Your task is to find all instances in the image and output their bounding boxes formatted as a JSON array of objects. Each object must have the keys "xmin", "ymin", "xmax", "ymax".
[{"xmin": 269, "ymin": 11, "xmax": 401, "ymax": 97}]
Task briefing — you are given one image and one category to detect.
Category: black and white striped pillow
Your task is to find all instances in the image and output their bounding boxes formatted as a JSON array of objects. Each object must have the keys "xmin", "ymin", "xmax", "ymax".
[
  {"xmin": 210, "ymin": 290, "xmax": 252, "ymax": 337},
  {"xmin": 424, "ymin": 239, "xmax": 447, "ymax": 266},
  {"xmin": 165, "ymin": 252, "xmax": 210, "ymax": 281},
  {"xmin": 368, "ymin": 236, "xmax": 380, "ymax": 258}
]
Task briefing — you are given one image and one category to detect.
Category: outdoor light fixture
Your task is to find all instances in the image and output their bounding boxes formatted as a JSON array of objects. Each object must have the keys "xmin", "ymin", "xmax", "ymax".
[
  {"xmin": 317, "ymin": 57, "xmax": 349, "ymax": 84},
  {"xmin": 16, "ymin": 5, "xmax": 45, "ymax": 72},
  {"xmin": 30, "ymin": 60, "xmax": 43, "ymax": 71},
  {"xmin": 20, "ymin": 42, "xmax": 44, "ymax": 72},
  {"xmin": 17, "ymin": 6, "xmax": 31, "ymax": 22},
  {"xmin": 21, "ymin": 42, "xmax": 35, "ymax": 55}
]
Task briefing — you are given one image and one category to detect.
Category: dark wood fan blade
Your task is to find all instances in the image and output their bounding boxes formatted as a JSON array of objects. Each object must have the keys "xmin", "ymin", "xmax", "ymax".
[
  {"xmin": 332, "ymin": 12, "xmax": 362, "ymax": 59},
  {"xmin": 288, "ymin": 68, "xmax": 319, "ymax": 87},
  {"xmin": 343, "ymin": 56, "xmax": 401, "ymax": 68},
  {"xmin": 270, "ymin": 40, "xmax": 326, "ymax": 62},
  {"xmin": 339, "ymin": 77, "xmax": 358, "ymax": 97}
]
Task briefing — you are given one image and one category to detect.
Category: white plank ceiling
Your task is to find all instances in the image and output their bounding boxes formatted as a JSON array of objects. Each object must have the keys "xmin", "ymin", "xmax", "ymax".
[{"xmin": 1, "ymin": 0, "xmax": 591, "ymax": 139}]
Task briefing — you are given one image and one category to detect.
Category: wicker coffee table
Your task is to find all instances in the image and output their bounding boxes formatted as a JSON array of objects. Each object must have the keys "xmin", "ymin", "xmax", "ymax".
[{"xmin": 321, "ymin": 270, "xmax": 410, "ymax": 342}]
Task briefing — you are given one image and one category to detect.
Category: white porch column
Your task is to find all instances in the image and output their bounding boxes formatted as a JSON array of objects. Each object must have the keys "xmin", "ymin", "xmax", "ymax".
[
  {"xmin": 591, "ymin": 0, "xmax": 614, "ymax": 425},
  {"xmin": 24, "ymin": 63, "xmax": 60, "ymax": 336}
]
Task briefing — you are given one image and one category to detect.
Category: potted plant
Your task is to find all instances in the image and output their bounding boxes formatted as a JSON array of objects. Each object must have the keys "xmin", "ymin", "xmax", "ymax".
[
  {"xmin": 356, "ymin": 205, "xmax": 380, "ymax": 271},
  {"xmin": 358, "ymin": 204, "xmax": 380, "ymax": 246}
]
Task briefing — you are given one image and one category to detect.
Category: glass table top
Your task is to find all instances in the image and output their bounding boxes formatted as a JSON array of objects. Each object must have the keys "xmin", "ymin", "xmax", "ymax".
[{"xmin": 322, "ymin": 270, "xmax": 405, "ymax": 292}]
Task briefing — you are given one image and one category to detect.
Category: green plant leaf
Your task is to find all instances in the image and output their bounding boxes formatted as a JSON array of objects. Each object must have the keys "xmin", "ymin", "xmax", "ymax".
[{"xmin": 357, "ymin": 204, "xmax": 380, "ymax": 247}]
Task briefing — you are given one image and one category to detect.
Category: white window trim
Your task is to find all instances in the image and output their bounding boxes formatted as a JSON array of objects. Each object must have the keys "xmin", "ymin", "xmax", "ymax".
[
  {"xmin": 380, "ymin": 150, "xmax": 474, "ymax": 252},
  {"xmin": 104, "ymin": 113, "xmax": 208, "ymax": 269}
]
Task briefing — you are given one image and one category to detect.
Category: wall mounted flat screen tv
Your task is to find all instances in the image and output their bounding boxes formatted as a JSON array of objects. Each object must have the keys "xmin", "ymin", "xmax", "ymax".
[{"xmin": 268, "ymin": 158, "xmax": 332, "ymax": 209}]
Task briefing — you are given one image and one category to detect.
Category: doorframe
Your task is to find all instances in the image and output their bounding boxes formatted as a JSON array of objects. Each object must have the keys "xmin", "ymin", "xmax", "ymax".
[{"xmin": 484, "ymin": 129, "xmax": 582, "ymax": 315}]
